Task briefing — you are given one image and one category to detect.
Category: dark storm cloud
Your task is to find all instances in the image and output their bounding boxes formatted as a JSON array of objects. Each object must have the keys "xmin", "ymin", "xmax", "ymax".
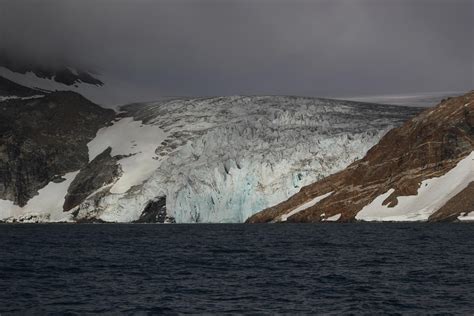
[{"xmin": 0, "ymin": 0, "xmax": 472, "ymax": 99}]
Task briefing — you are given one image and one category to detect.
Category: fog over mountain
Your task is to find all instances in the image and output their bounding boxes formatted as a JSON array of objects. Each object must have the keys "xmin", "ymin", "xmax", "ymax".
[
  {"xmin": 344, "ymin": 91, "xmax": 466, "ymax": 107},
  {"xmin": 1, "ymin": 0, "xmax": 472, "ymax": 104}
]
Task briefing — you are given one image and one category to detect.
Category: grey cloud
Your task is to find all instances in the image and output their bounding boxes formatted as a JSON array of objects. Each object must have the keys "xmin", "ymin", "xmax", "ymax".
[{"xmin": 0, "ymin": 0, "xmax": 472, "ymax": 100}]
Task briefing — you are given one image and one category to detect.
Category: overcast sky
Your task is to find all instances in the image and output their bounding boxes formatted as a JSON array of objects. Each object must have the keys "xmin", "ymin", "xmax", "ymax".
[{"xmin": 0, "ymin": 0, "xmax": 472, "ymax": 101}]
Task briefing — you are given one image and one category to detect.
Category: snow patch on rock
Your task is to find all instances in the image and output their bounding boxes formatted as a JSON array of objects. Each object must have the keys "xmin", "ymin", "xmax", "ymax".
[
  {"xmin": 0, "ymin": 171, "xmax": 79, "ymax": 222},
  {"xmin": 87, "ymin": 117, "xmax": 167, "ymax": 194},
  {"xmin": 458, "ymin": 212, "xmax": 474, "ymax": 221},
  {"xmin": 356, "ymin": 152, "xmax": 474, "ymax": 221},
  {"xmin": 279, "ymin": 191, "xmax": 333, "ymax": 222},
  {"xmin": 0, "ymin": 95, "xmax": 45, "ymax": 102},
  {"xmin": 324, "ymin": 213, "xmax": 341, "ymax": 221},
  {"xmin": 0, "ymin": 66, "xmax": 127, "ymax": 108}
]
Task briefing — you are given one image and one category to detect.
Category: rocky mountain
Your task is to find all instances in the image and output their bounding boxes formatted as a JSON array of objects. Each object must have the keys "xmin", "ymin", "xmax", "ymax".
[
  {"xmin": 247, "ymin": 91, "xmax": 474, "ymax": 223},
  {"xmin": 0, "ymin": 91, "xmax": 115, "ymax": 220},
  {"xmin": 0, "ymin": 55, "xmax": 103, "ymax": 87},
  {"xmin": 0, "ymin": 61, "xmax": 123, "ymax": 108},
  {"xmin": 0, "ymin": 77, "xmax": 423, "ymax": 222}
]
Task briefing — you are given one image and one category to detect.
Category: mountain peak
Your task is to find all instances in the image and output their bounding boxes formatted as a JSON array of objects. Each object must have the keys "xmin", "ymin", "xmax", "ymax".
[{"xmin": 0, "ymin": 53, "xmax": 103, "ymax": 87}]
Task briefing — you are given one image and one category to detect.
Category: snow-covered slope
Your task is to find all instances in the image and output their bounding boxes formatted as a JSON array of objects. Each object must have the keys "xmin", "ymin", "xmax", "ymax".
[
  {"xmin": 0, "ymin": 95, "xmax": 44, "ymax": 102},
  {"xmin": 355, "ymin": 152, "xmax": 474, "ymax": 221},
  {"xmin": 70, "ymin": 96, "xmax": 420, "ymax": 223},
  {"xmin": 0, "ymin": 66, "xmax": 125, "ymax": 108},
  {"xmin": 0, "ymin": 171, "xmax": 79, "ymax": 223}
]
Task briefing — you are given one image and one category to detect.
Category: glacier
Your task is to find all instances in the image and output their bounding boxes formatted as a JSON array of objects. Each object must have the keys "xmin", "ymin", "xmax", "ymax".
[{"xmin": 72, "ymin": 96, "xmax": 420, "ymax": 223}]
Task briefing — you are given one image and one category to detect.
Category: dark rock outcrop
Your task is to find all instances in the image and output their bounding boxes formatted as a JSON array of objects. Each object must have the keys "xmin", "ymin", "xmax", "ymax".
[
  {"xmin": 428, "ymin": 182, "xmax": 474, "ymax": 222},
  {"xmin": 63, "ymin": 147, "xmax": 122, "ymax": 211},
  {"xmin": 0, "ymin": 75, "xmax": 42, "ymax": 97},
  {"xmin": 133, "ymin": 196, "xmax": 175, "ymax": 223},
  {"xmin": 247, "ymin": 91, "xmax": 474, "ymax": 223},
  {"xmin": 0, "ymin": 91, "xmax": 115, "ymax": 206}
]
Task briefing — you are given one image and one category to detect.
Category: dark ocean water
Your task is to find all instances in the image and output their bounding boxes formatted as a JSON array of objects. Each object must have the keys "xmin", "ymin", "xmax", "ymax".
[{"xmin": 0, "ymin": 223, "xmax": 473, "ymax": 315}]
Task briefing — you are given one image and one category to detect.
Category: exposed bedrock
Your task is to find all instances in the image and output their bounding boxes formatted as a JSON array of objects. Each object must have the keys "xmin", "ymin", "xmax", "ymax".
[
  {"xmin": 0, "ymin": 91, "xmax": 115, "ymax": 206},
  {"xmin": 428, "ymin": 182, "xmax": 474, "ymax": 222},
  {"xmin": 0, "ymin": 75, "xmax": 41, "ymax": 97},
  {"xmin": 133, "ymin": 196, "xmax": 175, "ymax": 223},
  {"xmin": 63, "ymin": 147, "xmax": 122, "ymax": 212}
]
